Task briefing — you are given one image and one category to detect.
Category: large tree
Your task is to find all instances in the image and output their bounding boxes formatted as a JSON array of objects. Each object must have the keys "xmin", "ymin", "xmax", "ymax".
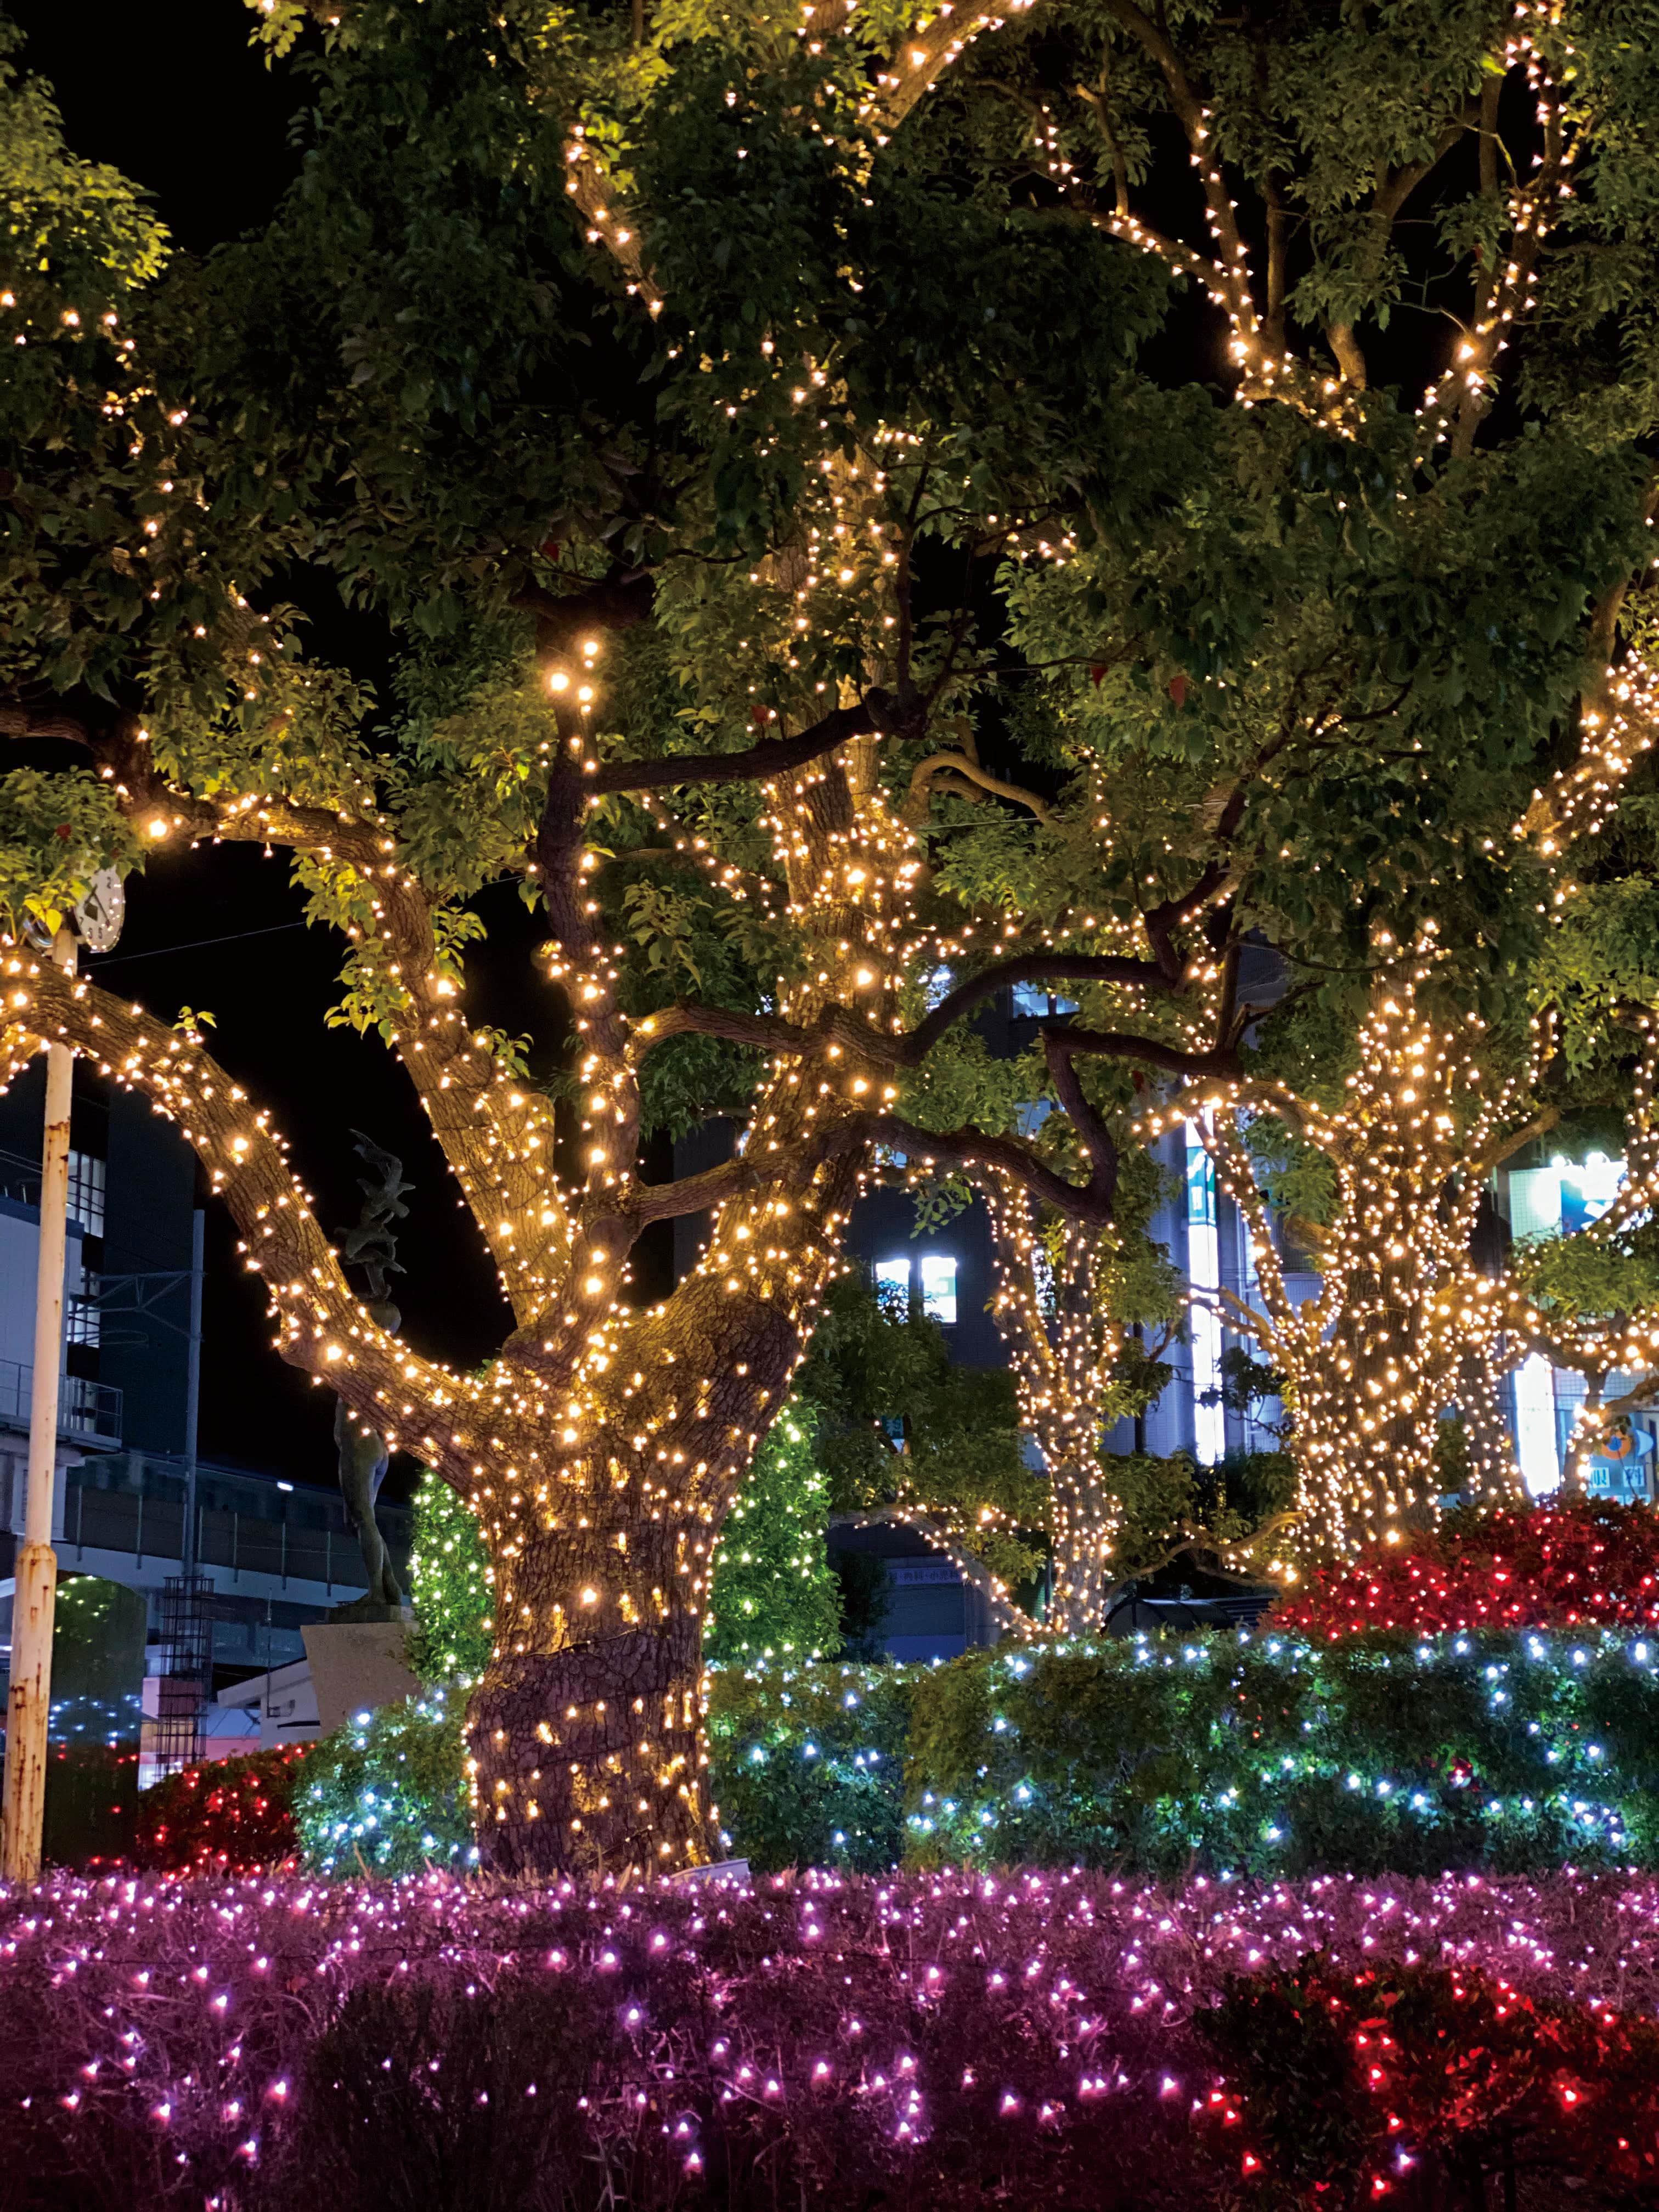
[{"xmin": 3, "ymin": 0, "xmax": 1657, "ymax": 1874}]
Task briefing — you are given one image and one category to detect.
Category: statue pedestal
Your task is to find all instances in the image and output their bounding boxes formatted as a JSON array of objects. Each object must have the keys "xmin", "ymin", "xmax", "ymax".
[{"xmin": 302, "ymin": 1612, "xmax": 418, "ymax": 1737}]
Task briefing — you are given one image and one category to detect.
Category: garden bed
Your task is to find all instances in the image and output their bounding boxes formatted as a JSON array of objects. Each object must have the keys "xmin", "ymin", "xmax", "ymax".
[{"xmin": 5, "ymin": 1866, "xmax": 1658, "ymax": 2210}]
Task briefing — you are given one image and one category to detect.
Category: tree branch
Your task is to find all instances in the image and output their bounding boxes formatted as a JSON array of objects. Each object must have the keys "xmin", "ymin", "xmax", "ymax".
[
  {"xmin": 513, "ymin": 571, "xmax": 655, "ymax": 661},
  {"xmin": 903, "ymin": 751, "xmax": 1054, "ymax": 827},
  {"xmin": 0, "ymin": 960, "xmax": 464, "ymax": 1462},
  {"xmin": 0, "ymin": 703, "xmax": 95, "ymax": 748},
  {"xmin": 837, "ymin": 1112, "xmax": 1119, "ymax": 1225},
  {"xmin": 903, "ymin": 950, "xmax": 1171, "ymax": 1061},
  {"xmin": 1046, "ymin": 1023, "xmax": 1242, "ymax": 1085},
  {"xmin": 591, "ymin": 692, "xmax": 901, "ymax": 795},
  {"xmin": 631, "ymin": 948, "xmax": 1180, "ymax": 1076}
]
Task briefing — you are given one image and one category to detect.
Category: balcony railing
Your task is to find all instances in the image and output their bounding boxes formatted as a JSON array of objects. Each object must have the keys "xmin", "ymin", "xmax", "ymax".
[
  {"xmin": 63, "ymin": 1479, "xmax": 411, "ymax": 1596},
  {"xmin": 0, "ymin": 1356, "xmax": 123, "ymax": 1442}
]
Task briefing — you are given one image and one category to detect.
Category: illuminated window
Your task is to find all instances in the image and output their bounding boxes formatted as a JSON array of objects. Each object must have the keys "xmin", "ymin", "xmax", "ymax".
[
  {"xmin": 66, "ymin": 1291, "xmax": 101, "ymax": 1349},
  {"xmin": 1509, "ymin": 1152, "xmax": 1627, "ymax": 1243},
  {"xmin": 1185, "ymin": 1119, "xmax": 1223, "ymax": 1465},
  {"xmin": 67, "ymin": 1150, "xmax": 106, "ymax": 1238},
  {"xmin": 1011, "ymin": 983, "xmax": 1080, "ymax": 1018},
  {"xmin": 874, "ymin": 1257, "xmax": 910, "ymax": 1314},
  {"xmin": 919, "ymin": 1255, "xmax": 957, "ymax": 1325}
]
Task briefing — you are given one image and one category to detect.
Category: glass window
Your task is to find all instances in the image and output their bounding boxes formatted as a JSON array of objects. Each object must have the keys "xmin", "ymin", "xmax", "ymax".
[
  {"xmin": 1011, "ymin": 983, "xmax": 1080, "ymax": 1019},
  {"xmin": 919, "ymin": 1254, "xmax": 957, "ymax": 1325},
  {"xmin": 874, "ymin": 1257, "xmax": 911, "ymax": 1314},
  {"xmin": 66, "ymin": 1291, "xmax": 101, "ymax": 1348},
  {"xmin": 1184, "ymin": 1136, "xmax": 1217, "ymax": 1228},
  {"xmin": 67, "ymin": 1150, "xmax": 106, "ymax": 1237}
]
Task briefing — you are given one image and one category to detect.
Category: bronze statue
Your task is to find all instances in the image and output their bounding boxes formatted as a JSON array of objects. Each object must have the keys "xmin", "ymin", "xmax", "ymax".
[{"xmin": 334, "ymin": 1131, "xmax": 414, "ymax": 1610}]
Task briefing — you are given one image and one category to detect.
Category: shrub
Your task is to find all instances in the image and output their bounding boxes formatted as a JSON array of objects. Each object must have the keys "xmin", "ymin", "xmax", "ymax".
[
  {"xmin": 407, "ymin": 1469, "xmax": 494, "ymax": 1688},
  {"xmin": 1275, "ymin": 1497, "xmax": 1659, "ymax": 1641},
  {"xmin": 132, "ymin": 1747, "xmax": 307, "ymax": 1874},
  {"xmin": 703, "ymin": 1404, "xmax": 842, "ymax": 1667},
  {"xmin": 3, "ymin": 1867, "xmax": 1657, "ymax": 2212},
  {"xmin": 294, "ymin": 1688, "xmax": 473, "ymax": 1876},
  {"xmin": 287, "ymin": 1628, "xmax": 1659, "ymax": 1880},
  {"xmin": 706, "ymin": 1660, "xmax": 918, "ymax": 1870},
  {"xmin": 904, "ymin": 1629, "xmax": 1659, "ymax": 1877},
  {"xmin": 1198, "ymin": 1953, "xmax": 1659, "ymax": 2209}
]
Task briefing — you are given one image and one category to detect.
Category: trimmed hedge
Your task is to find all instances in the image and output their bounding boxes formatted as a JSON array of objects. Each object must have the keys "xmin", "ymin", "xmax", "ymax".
[
  {"xmin": 898, "ymin": 1628, "xmax": 1659, "ymax": 1877},
  {"xmin": 706, "ymin": 1659, "xmax": 917, "ymax": 1871},
  {"xmin": 1276, "ymin": 1496, "xmax": 1659, "ymax": 1640},
  {"xmin": 134, "ymin": 1628, "xmax": 1659, "ymax": 1882}
]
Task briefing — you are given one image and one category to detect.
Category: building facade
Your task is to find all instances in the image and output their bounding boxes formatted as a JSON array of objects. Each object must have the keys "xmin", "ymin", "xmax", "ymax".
[{"xmin": 0, "ymin": 1060, "xmax": 411, "ymax": 1778}]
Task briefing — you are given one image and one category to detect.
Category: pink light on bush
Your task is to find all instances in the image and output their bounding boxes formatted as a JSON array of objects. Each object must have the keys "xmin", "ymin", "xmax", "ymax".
[{"xmin": 0, "ymin": 1867, "xmax": 1656, "ymax": 2207}]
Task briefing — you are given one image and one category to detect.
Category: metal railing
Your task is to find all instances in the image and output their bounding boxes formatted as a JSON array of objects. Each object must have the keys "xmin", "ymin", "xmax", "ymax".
[
  {"xmin": 0, "ymin": 1355, "xmax": 123, "ymax": 1441},
  {"xmin": 64, "ymin": 1479, "xmax": 410, "ymax": 1595}
]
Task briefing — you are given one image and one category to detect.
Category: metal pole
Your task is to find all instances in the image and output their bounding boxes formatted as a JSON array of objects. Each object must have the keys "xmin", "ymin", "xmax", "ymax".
[
  {"xmin": 180, "ymin": 1210, "xmax": 204, "ymax": 1578},
  {"xmin": 2, "ymin": 927, "xmax": 77, "ymax": 1883}
]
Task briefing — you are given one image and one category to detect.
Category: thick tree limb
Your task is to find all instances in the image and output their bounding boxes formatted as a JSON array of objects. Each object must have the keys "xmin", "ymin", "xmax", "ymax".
[
  {"xmin": 904, "ymin": 750, "xmax": 1055, "ymax": 827},
  {"xmin": 633, "ymin": 947, "xmax": 1178, "ymax": 1077},
  {"xmin": 591, "ymin": 692, "xmax": 901, "ymax": 795},
  {"xmin": 0, "ymin": 703, "xmax": 95, "ymax": 747},
  {"xmin": 834, "ymin": 1111, "xmax": 1118, "ymax": 1225},
  {"xmin": 901, "ymin": 950, "xmax": 1171, "ymax": 1061},
  {"xmin": 1046, "ymin": 1024, "xmax": 1242, "ymax": 1086},
  {"xmin": 0, "ymin": 960, "xmax": 464, "ymax": 1459},
  {"xmin": 514, "ymin": 572, "xmax": 656, "ymax": 660}
]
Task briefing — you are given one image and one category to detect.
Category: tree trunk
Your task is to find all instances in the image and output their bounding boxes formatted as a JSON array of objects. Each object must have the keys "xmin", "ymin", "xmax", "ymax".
[
  {"xmin": 469, "ymin": 1585, "xmax": 713, "ymax": 1880},
  {"xmin": 456, "ymin": 1238, "xmax": 842, "ymax": 1878},
  {"xmin": 1285, "ymin": 1267, "xmax": 1442, "ymax": 1560},
  {"xmin": 1044, "ymin": 1449, "xmax": 1115, "ymax": 1635},
  {"xmin": 1452, "ymin": 1346, "xmax": 1526, "ymax": 1504}
]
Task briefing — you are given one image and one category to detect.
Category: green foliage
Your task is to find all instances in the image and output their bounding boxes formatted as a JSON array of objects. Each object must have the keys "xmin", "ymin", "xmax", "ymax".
[
  {"xmin": 905, "ymin": 1630, "xmax": 1659, "ymax": 1878},
  {"xmin": 1107, "ymin": 1448, "xmax": 1296, "ymax": 1578},
  {"xmin": 407, "ymin": 1469, "xmax": 494, "ymax": 1690},
  {"xmin": 705, "ymin": 1404, "xmax": 841, "ymax": 1667},
  {"xmin": 1515, "ymin": 1217, "xmax": 1659, "ymax": 1328},
  {"xmin": 795, "ymin": 1272, "xmax": 1044, "ymax": 1595},
  {"xmin": 295, "ymin": 1688, "xmax": 473, "ymax": 1876},
  {"xmin": 706, "ymin": 1661, "xmax": 920, "ymax": 1874},
  {"xmin": 308, "ymin": 1628, "xmax": 1659, "ymax": 1881},
  {"xmin": 0, "ymin": 768, "xmax": 137, "ymax": 936},
  {"xmin": 0, "ymin": 23, "xmax": 166, "ymax": 297}
]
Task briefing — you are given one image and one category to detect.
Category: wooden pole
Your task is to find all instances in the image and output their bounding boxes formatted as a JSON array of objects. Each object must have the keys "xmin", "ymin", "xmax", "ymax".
[{"xmin": 2, "ymin": 927, "xmax": 77, "ymax": 1883}]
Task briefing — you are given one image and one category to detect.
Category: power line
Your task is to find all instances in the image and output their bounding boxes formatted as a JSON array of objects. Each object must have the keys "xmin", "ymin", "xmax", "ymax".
[{"xmin": 89, "ymin": 921, "xmax": 307, "ymax": 969}]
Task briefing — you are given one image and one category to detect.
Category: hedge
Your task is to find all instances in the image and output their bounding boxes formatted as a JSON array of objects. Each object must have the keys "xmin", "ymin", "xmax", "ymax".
[
  {"xmin": 1276, "ymin": 1496, "xmax": 1659, "ymax": 1640},
  {"xmin": 9, "ymin": 1865, "xmax": 1658, "ymax": 2212},
  {"xmin": 896, "ymin": 1627, "xmax": 1659, "ymax": 1877},
  {"xmin": 166, "ymin": 1628, "xmax": 1659, "ymax": 1882},
  {"xmin": 705, "ymin": 1658, "xmax": 918, "ymax": 1871}
]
